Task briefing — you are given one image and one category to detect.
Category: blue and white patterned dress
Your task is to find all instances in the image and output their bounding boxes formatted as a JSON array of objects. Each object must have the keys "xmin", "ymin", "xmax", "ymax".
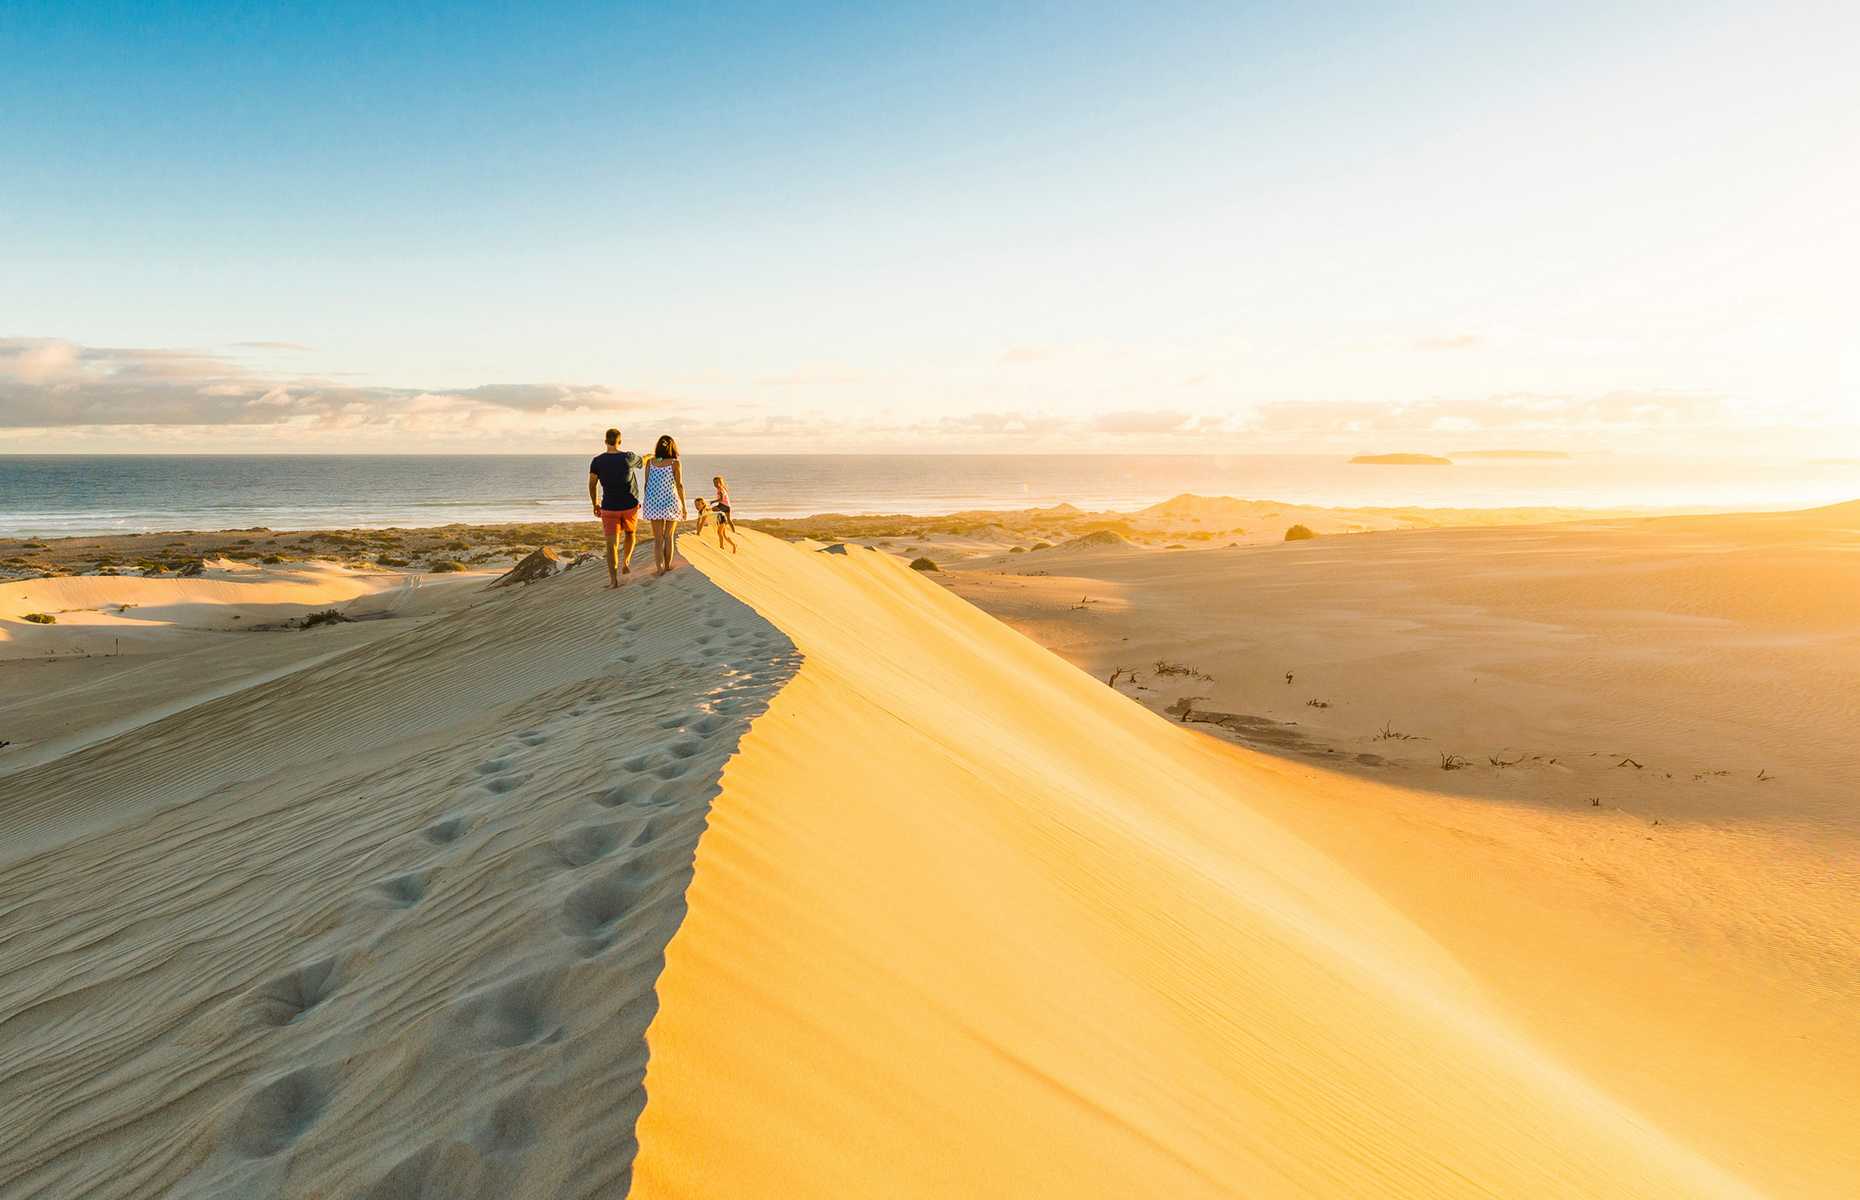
[{"xmin": 641, "ymin": 460, "xmax": 680, "ymax": 520}]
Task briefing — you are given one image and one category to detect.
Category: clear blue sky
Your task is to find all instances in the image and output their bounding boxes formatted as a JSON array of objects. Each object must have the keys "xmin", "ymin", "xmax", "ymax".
[{"xmin": 2, "ymin": 1, "xmax": 1855, "ymax": 453}]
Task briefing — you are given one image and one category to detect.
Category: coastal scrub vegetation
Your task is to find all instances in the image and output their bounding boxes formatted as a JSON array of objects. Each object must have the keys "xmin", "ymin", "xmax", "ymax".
[{"xmin": 1284, "ymin": 524, "xmax": 1317, "ymax": 541}]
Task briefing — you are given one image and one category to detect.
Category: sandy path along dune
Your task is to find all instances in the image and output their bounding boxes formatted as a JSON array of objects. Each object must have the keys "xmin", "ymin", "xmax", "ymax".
[
  {"xmin": 0, "ymin": 555, "xmax": 797, "ymax": 1198},
  {"xmin": 629, "ymin": 531, "xmax": 1757, "ymax": 1198}
]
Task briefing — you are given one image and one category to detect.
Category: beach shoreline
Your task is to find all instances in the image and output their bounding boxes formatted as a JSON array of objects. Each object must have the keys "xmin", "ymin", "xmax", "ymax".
[{"xmin": 0, "ymin": 493, "xmax": 1675, "ymax": 583}]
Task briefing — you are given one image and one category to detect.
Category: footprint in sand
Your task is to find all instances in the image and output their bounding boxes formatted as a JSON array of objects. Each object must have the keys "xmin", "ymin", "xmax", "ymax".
[
  {"xmin": 516, "ymin": 730, "xmax": 549, "ymax": 746},
  {"xmin": 448, "ymin": 968, "xmax": 565, "ymax": 1051},
  {"xmin": 225, "ymin": 1066, "xmax": 332, "ymax": 1158},
  {"xmin": 476, "ymin": 1088, "xmax": 540, "ymax": 1159},
  {"xmin": 247, "ymin": 958, "xmax": 341, "ymax": 1027},
  {"xmin": 561, "ymin": 863, "xmax": 654, "ymax": 952},
  {"xmin": 422, "ymin": 815, "xmax": 469, "ymax": 845},
  {"xmin": 364, "ymin": 1146, "xmax": 447, "ymax": 1200},
  {"xmin": 656, "ymin": 715, "xmax": 685, "ymax": 730},
  {"xmin": 363, "ymin": 1109, "xmax": 539, "ymax": 1200},
  {"xmin": 552, "ymin": 821, "xmax": 625, "ymax": 867},
  {"xmin": 477, "ymin": 758, "xmax": 513, "ymax": 776},
  {"xmin": 376, "ymin": 871, "xmax": 428, "ymax": 908},
  {"xmin": 594, "ymin": 785, "xmax": 631, "ymax": 808},
  {"xmin": 646, "ymin": 780, "xmax": 694, "ymax": 808},
  {"xmin": 652, "ymin": 761, "xmax": 689, "ymax": 780}
]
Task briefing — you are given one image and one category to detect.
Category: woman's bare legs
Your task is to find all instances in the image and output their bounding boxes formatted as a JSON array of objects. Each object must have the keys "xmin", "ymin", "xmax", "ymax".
[{"xmin": 651, "ymin": 519, "xmax": 677, "ymax": 574}]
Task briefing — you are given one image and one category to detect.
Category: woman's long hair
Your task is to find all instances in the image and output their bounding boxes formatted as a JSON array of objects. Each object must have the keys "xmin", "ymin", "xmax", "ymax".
[{"xmin": 654, "ymin": 435, "xmax": 679, "ymax": 460}]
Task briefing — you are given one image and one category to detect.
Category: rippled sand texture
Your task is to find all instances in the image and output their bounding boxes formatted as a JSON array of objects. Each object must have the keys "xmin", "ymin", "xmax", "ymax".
[{"xmin": 0, "ymin": 557, "xmax": 798, "ymax": 1197}]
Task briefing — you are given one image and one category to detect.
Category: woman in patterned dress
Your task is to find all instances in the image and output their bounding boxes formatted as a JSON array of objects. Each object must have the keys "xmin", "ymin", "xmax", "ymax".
[{"xmin": 640, "ymin": 435, "xmax": 688, "ymax": 576}]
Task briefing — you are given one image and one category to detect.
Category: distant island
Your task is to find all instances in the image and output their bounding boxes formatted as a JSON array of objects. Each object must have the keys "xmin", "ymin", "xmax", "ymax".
[
  {"xmin": 1349, "ymin": 453, "xmax": 1452, "ymax": 466},
  {"xmin": 1457, "ymin": 450, "xmax": 1572, "ymax": 460}
]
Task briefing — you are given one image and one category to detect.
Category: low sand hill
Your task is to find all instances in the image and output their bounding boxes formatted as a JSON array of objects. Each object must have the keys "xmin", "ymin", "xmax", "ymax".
[
  {"xmin": 1053, "ymin": 527, "xmax": 1134, "ymax": 550},
  {"xmin": 630, "ymin": 531, "xmax": 1756, "ymax": 1197},
  {"xmin": 0, "ymin": 556, "xmax": 797, "ymax": 1197}
]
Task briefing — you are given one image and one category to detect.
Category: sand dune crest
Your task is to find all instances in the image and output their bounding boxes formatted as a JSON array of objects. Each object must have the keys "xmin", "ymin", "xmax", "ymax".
[{"xmin": 630, "ymin": 532, "xmax": 1758, "ymax": 1198}]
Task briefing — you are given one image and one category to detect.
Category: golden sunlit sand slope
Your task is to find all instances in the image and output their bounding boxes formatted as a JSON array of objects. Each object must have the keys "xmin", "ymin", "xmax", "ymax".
[{"xmin": 632, "ymin": 532, "xmax": 1757, "ymax": 1198}]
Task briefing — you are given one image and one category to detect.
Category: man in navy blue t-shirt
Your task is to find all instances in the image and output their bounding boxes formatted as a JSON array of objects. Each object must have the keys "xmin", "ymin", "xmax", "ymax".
[{"xmin": 587, "ymin": 427, "xmax": 642, "ymax": 588}]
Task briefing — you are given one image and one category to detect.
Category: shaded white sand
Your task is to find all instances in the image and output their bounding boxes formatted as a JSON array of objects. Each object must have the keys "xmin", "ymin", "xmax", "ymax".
[
  {"xmin": 0, "ymin": 557, "xmax": 797, "ymax": 1197},
  {"xmin": 630, "ymin": 532, "xmax": 1758, "ymax": 1198}
]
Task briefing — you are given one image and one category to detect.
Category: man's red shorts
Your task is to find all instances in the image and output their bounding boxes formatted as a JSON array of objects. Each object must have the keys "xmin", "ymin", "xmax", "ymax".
[{"xmin": 600, "ymin": 507, "xmax": 639, "ymax": 535}]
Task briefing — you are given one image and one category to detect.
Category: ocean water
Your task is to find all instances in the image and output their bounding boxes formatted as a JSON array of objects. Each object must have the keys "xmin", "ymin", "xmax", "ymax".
[{"xmin": 0, "ymin": 454, "xmax": 1853, "ymax": 538}]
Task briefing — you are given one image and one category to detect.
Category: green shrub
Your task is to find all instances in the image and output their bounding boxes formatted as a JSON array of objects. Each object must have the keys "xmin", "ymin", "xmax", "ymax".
[
  {"xmin": 1283, "ymin": 524, "xmax": 1317, "ymax": 542},
  {"xmin": 909, "ymin": 557, "xmax": 939, "ymax": 572},
  {"xmin": 21, "ymin": 612, "xmax": 56, "ymax": 624},
  {"xmin": 426, "ymin": 560, "xmax": 466, "ymax": 573},
  {"xmin": 301, "ymin": 609, "xmax": 352, "ymax": 629}
]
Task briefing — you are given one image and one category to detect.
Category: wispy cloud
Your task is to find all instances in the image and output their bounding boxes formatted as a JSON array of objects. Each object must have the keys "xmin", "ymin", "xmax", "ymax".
[
  {"xmin": 0, "ymin": 338, "xmax": 668, "ymax": 435},
  {"xmin": 231, "ymin": 341, "xmax": 316, "ymax": 352}
]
